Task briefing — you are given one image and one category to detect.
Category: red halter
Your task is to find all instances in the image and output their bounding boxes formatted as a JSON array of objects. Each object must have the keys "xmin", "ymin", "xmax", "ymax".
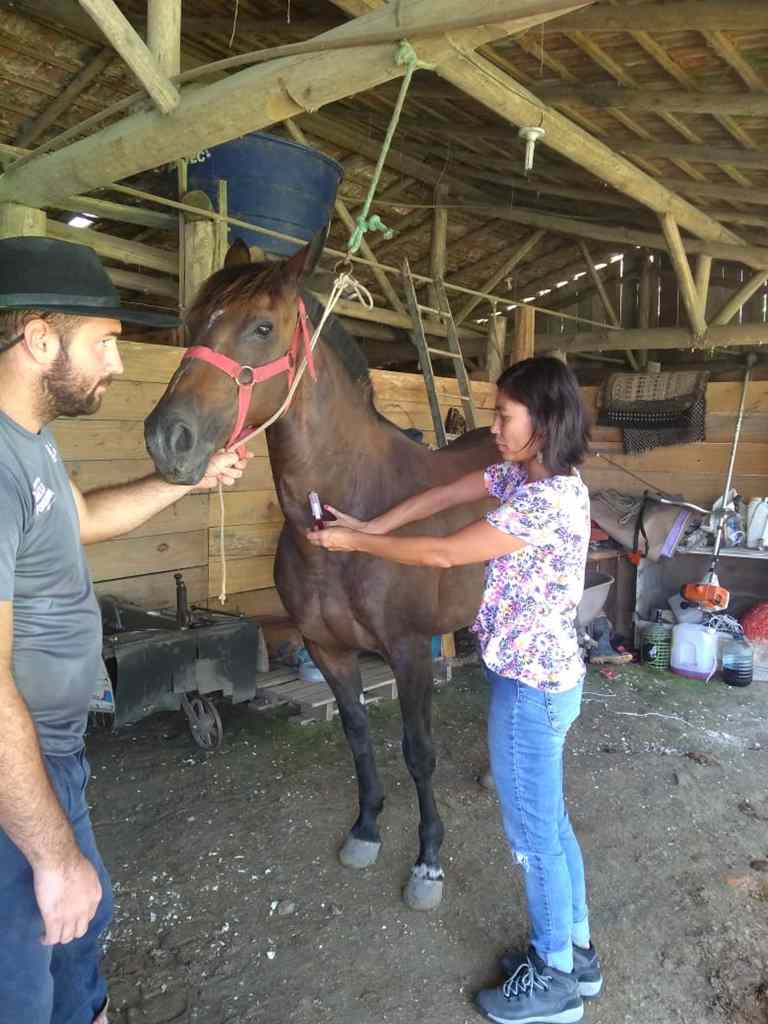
[{"xmin": 183, "ymin": 298, "xmax": 315, "ymax": 454}]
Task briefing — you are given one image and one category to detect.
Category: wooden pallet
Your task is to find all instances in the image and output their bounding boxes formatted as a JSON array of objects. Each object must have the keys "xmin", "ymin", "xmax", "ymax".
[{"xmin": 252, "ymin": 655, "xmax": 398, "ymax": 723}]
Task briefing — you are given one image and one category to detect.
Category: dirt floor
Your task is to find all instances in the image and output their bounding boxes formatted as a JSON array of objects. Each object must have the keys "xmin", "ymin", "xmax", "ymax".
[{"xmin": 87, "ymin": 661, "xmax": 768, "ymax": 1024}]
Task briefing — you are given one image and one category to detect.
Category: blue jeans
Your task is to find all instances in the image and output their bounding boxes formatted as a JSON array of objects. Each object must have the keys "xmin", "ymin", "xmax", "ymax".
[
  {"xmin": 486, "ymin": 667, "xmax": 588, "ymax": 974},
  {"xmin": 0, "ymin": 750, "xmax": 113, "ymax": 1024}
]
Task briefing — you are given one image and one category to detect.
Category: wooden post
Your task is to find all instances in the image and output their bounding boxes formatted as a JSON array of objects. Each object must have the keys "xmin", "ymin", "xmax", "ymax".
[
  {"xmin": 660, "ymin": 213, "xmax": 708, "ymax": 339},
  {"xmin": 181, "ymin": 191, "xmax": 216, "ymax": 311},
  {"xmin": 77, "ymin": 0, "xmax": 179, "ymax": 113},
  {"xmin": 429, "ymin": 184, "xmax": 449, "ymax": 314},
  {"xmin": 485, "ymin": 314, "xmax": 507, "ymax": 383},
  {"xmin": 711, "ymin": 270, "xmax": 768, "ymax": 326},
  {"xmin": 0, "ymin": 203, "xmax": 46, "ymax": 237},
  {"xmin": 512, "ymin": 305, "xmax": 535, "ymax": 364},
  {"xmin": 694, "ymin": 254, "xmax": 712, "ymax": 323},
  {"xmin": 578, "ymin": 239, "xmax": 638, "ymax": 370},
  {"xmin": 147, "ymin": 0, "xmax": 181, "ymax": 77}
]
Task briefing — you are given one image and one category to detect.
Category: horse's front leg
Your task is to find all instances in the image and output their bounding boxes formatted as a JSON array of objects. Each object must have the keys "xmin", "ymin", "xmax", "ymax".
[
  {"xmin": 389, "ymin": 638, "xmax": 445, "ymax": 911},
  {"xmin": 305, "ymin": 642, "xmax": 385, "ymax": 869}
]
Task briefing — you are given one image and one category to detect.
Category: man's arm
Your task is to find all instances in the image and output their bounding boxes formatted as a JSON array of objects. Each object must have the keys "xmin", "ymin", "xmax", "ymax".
[
  {"xmin": 0, "ymin": 602, "xmax": 101, "ymax": 944},
  {"xmin": 71, "ymin": 449, "xmax": 251, "ymax": 545}
]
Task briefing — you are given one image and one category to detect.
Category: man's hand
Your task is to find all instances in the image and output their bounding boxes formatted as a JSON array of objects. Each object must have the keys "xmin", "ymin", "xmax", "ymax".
[
  {"xmin": 193, "ymin": 449, "xmax": 254, "ymax": 491},
  {"xmin": 34, "ymin": 851, "xmax": 102, "ymax": 945}
]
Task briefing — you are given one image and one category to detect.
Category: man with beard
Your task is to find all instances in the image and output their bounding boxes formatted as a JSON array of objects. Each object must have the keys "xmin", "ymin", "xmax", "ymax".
[{"xmin": 0, "ymin": 236, "xmax": 252, "ymax": 1024}]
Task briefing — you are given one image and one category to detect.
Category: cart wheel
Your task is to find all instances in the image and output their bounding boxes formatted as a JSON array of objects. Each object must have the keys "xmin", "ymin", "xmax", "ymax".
[{"xmin": 181, "ymin": 695, "xmax": 223, "ymax": 751}]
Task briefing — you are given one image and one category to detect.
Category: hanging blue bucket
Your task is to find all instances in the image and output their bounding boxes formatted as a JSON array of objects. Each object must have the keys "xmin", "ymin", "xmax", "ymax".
[{"xmin": 187, "ymin": 132, "xmax": 343, "ymax": 257}]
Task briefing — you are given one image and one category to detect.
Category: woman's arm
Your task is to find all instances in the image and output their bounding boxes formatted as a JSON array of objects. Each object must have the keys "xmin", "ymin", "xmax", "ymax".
[
  {"xmin": 327, "ymin": 469, "xmax": 491, "ymax": 535},
  {"xmin": 307, "ymin": 518, "xmax": 525, "ymax": 567}
]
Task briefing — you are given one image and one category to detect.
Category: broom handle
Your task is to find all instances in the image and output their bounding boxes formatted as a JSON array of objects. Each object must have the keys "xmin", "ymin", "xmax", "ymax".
[{"xmin": 711, "ymin": 353, "xmax": 757, "ymax": 564}]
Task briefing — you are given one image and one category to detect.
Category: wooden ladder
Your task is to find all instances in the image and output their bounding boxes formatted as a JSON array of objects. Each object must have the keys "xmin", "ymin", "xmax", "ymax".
[{"xmin": 401, "ymin": 257, "xmax": 477, "ymax": 448}]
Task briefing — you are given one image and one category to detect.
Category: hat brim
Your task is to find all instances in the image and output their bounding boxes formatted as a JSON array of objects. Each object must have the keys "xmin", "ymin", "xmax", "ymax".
[{"xmin": 0, "ymin": 300, "xmax": 180, "ymax": 328}]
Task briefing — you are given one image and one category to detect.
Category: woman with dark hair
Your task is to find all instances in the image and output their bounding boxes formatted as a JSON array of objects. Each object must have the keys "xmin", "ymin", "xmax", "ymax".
[{"xmin": 307, "ymin": 356, "xmax": 599, "ymax": 1024}]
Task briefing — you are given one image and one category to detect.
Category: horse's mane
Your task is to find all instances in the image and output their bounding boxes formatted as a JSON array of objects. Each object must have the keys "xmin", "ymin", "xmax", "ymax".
[{"xmin": 299, "ymin": 288, "xmax": 371, "ymax": 388}]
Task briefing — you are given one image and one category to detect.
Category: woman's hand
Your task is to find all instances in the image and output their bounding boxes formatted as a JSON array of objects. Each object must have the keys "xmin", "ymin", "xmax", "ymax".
[
  {"xmin": 322, "ymin": 504, "xmax": 370, "ymax": 532},
  {"xmin": 305, "ymin": 526, "xmax": 364, "ymax": 552}
]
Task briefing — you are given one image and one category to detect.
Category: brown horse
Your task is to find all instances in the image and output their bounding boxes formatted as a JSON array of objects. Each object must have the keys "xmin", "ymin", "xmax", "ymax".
[{"xmin": 144, "ymin": 233, "xmax": 498, "ymax": 909}]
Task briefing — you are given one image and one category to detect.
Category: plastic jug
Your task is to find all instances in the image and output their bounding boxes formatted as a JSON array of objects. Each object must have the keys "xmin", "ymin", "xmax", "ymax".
[
  {"xmin": 747, "ymin": 499, "xmax": 768, "ymax": 550},
  {"xmin": 670, "ymin": 623, "xmax": 718, "ymax": 681},
  {"xmin": 721, "ymin": 638, "xmax": 753, "ymax": 687}
]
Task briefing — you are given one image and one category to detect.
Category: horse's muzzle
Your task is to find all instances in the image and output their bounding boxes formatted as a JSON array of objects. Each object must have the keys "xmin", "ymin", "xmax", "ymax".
[{"xmin": 144, "ymin": 408, "xmax": 211, "ymax": 485}]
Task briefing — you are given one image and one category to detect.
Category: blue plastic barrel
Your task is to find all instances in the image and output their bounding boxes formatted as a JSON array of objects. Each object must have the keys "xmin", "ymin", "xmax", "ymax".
[{"xmin": 187, "ymin": 132, "xmax": 343, "ymax": 256}]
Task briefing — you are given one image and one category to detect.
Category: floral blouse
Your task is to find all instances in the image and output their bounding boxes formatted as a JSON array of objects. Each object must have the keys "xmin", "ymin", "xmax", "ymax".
[{"xmin": 472, "ymin": 462, "xmax": 590, "ymax": 692}]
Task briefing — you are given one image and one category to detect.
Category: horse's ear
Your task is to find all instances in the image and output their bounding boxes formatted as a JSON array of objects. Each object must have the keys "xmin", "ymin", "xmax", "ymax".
[
  {"xmin": 224, "ymin": 238, "xmax": 252, "ymax": 266},
  {"xmin": 279, "ymin": 224, "xmax": 328, "ymax": 284}
]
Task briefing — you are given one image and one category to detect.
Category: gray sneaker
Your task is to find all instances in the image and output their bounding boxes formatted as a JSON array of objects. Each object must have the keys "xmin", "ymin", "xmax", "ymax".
[
  {"xmin": 474, "ymin": 953, "xmax": 583, "ymax": 1024},
  {"xmin": 500, "ymin": 943, "xmax": 603, "ymax": 1000}
]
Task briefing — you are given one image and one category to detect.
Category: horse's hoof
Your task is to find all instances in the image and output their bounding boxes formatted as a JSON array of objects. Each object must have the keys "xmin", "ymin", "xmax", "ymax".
[
  {"xmin": 403, "ymin": 869, "xmax": 444, "ymax": 911},
  {"xmin": 339, "ymin": 836, "xmax": 381, "ymax": 869}
]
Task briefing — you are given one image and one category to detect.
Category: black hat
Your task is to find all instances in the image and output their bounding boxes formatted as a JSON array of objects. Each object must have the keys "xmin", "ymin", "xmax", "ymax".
[{"xmin": 0, "ymin": 236, "xmax": 180, "ymax": 327}]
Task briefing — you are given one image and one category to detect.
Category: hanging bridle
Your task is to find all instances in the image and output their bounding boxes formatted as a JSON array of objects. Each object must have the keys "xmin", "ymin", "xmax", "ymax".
[{"xmin": 182, "ymin": 297, "xmax": 315, "ymax": 454}]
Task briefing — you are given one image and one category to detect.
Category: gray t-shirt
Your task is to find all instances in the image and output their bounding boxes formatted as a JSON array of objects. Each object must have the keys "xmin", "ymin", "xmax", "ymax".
[{"xmin": 0, "ymin": 411, "xmax": 102, "ymax": 756}]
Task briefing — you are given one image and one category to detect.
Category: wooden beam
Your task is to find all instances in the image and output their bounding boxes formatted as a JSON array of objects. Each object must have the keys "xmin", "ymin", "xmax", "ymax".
[
  {"xmin": 106, "ymin": 267, "xmax": 178, "ymax": 299},
  {"xmin": 537, "ymin": 323, "xmax": 768, "ymax": 354},
  {"xmin": 468, "ymin": 204, "xmax": 768, "ymax": 269},
  {"xmin": 428, "ymin": 58, "xmax": 758, "ymax": 264},
  {"xmin": 702, "ymin": 30, "xmax": 766, "ymax": 92},
  {"xmin": 284, "ymin": 119, "xmax": 405, "ymax": 316},
  {"xmin": 577, "ymin": 240, "xmax": 620, "ymax": 327},
  {"xmin": 429, "ymin": 184, "xmax": 449, "ymax": 313},
  {"xmin": 539, "ymin": 1, "xmax": 768, "ymax": 32},
  {"xmin": 512, "ymin": 305, "xmax": 536, "ymax": 364},
  {"xmin": 148, "ymin": 0, "xmax": 181, "ymax": 77},
  {"xmin": 529, "ymin": 85, "xmax": 768, "ymax": 117},
  {"xmin": 456, "ymin": 229, "xmax": 545, "ymax": 324},
  {"xmin": 0, "ymin": 0, "xmax": 583, "ymax": 207},
  {"xmin": 711, "ymin": 271, "xmax": 768, "ymax": 327},
  {"xmin": 51, "ymin": 195, "xmax": 177, "ymax": 231},
  {"xmin": 618, "ymin": 143, "xmax": 768, "ymax": 169},
  {"xmin": 665, "ymin": 179, "xmax": 768, "ymax": 207},
  {"xmin": 638, "ymin": 252, "xmax": 652, "ymax": 331},
  {"xmin": 15, "ymin": 48, "xmax": 113, "ymax": 149},
  {"xmin": 694, "ymin": 255, "xmax": 712, "ymax": 322},
  {"xmin": 47, "ymin": 222, "xmax": 178, "ymax": 275},
  {"xmin": 77, "ymin": 0, "xmax": 180, "ymax": 114},
  {"xmin": 660, "ymin": 213, "xmax": 707, "ymax": 340},
  {"xmin": 0, "ymin": 203, "xmax": 46, "ymax": 237},
  {"xmin": 485, "ymin": 315, "xmax": 507, "ymax": 382}
]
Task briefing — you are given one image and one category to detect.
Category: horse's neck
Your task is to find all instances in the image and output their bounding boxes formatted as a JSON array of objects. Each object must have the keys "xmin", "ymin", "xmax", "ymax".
[{"xmin": 266, "ymin": 342, "xmax": 394, "ymax": 522}]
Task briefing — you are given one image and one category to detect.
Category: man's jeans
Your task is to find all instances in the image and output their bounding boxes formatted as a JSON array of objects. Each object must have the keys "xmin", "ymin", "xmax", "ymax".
[
  {"xmin": 486, "ymin": 667, "xmax": 588, "ymax": 974},
  {"xmin": 0, "ymin": 749, "xmax": 113, "ymax": 1024}
]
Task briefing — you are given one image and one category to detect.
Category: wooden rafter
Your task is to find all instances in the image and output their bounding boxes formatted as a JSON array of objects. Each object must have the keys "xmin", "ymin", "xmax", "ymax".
[
  {"xmin": 0, "ymin": 0, "xmax": 589, "ymax": 208},
  {"xmin": 702, "ymin": 30, "xmax": 767, "ymax": 92},
  {"xmin": 455, "ymin": 229, "xmax": 546, "ymax": 324},
  {"xmin": 537, "ymin": 323, "xmax": 768, "ymax": 354},
  {"xmin": 531, "ymin": 86, "xmax": 768, "ymax": 117},
  {"xmin": 15, "ymin": 47, "xmax": 112, "ymax": 148},
  {"xmin": 661, "ymin": 213, "xmax": 707, "ymax": 339},
  {"xmin": 618, "ymin": 143, "xmax": 768, "ymax": 170},
  {"xmin": 711, "ymin": 271, "xmax": 768, "ymax": 327},
  {"xmin": 76, "ymin": 0, "xmax": 179, "ymax": 114},
  {"xmin": 541, "ymin": 1, "xmax": 768, "ymax": 32}
]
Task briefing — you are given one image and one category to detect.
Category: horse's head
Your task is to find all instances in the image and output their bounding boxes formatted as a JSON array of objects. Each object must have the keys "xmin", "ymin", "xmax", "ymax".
[{"xmin": 145, "ymin": 229, "xmax": 326, "ymax": 484}]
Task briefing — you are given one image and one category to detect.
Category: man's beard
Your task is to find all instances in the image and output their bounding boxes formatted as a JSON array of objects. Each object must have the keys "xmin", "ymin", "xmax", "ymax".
[{"xmin": 41, "ymin": 348, "xmax": 112, "ymax": 418}]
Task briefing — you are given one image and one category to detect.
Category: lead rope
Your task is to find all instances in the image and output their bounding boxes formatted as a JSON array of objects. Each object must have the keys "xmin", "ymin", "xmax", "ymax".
[{"xmin": 216, "ymin": 272, "xmax": 374, "ymax": 603}]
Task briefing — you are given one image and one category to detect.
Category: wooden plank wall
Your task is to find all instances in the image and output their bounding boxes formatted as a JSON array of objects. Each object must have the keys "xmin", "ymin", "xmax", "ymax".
[{"xmin": 58, "ymin": 342, "xmax": 768, "ymax": 621}]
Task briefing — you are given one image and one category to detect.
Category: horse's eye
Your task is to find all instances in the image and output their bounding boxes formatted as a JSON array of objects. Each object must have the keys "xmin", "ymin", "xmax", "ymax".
[{"xmin": 254, "ymin": 322, "xmax": 272, "ymax": 340}]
